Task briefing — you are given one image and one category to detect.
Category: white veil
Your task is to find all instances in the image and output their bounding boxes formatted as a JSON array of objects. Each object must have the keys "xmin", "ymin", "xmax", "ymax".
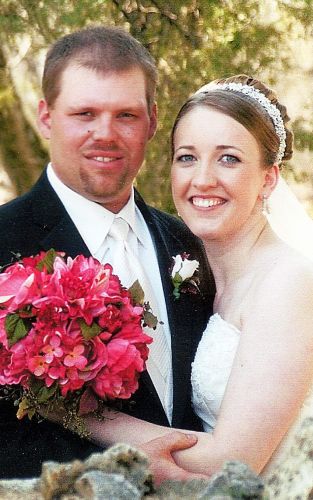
[{"xmin": 267, "ymin": 176, "xmax": 313, "ymax": 261}]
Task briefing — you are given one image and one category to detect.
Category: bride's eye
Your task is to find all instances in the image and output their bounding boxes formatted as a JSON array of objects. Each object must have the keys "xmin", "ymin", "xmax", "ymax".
[
  {"xmin": 176, "ymin": 154, "xmax": 196, "ymax": 163},
  {"xmin": 220, "ymin": 154, "xmax": 240, "ymax": 165}
]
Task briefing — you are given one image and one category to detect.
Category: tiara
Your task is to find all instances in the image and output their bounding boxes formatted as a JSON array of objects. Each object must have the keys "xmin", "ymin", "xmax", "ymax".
[{"xmin": 194, "ymin": 82, "xmax": 286, "ymax": 164}]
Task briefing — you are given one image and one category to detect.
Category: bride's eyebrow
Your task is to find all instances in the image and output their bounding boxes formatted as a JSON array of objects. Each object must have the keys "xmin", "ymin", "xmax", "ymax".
[
  {"xmin": 216, "ymin": 145, "xmax": 244, "ymax": 154},
  {"xmin": 174, "ymin": 145, "xmax": 196, "ymax": 153}
]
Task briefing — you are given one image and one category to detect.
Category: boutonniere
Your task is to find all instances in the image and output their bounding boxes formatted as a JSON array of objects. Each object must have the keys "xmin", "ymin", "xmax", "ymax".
[{"xmin": 171, "ymin": 253, "xmax": 200, "ymax": 300}]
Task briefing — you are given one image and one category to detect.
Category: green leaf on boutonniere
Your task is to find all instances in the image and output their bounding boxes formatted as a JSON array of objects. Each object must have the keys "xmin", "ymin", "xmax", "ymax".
[
  {"xmin": 128, "ymin": 279, "xmax": 145, "ymax": 305},
  {"xmin": 36, "ymin": 248, "xmax": 58, "ymax": 273},
  {"xmin": 5, "ymin": 313, "xmax": 30, "ymax": 346},
  {"xmin": 78, "ymin": 318, "xmax": 102, "ymax": 340},
  {"xmin": 172, "ymin": 272, "xmax": 183, "ymax": 286}
]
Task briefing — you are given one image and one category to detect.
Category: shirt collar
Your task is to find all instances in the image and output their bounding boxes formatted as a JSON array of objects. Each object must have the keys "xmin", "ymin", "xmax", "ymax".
[{"xmin": 47, "ymin": 163, "xmax": 145, "ymax": 253}]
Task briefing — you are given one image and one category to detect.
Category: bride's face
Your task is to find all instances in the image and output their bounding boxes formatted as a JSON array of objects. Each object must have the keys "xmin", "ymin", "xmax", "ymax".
[{"xmin": 171, "ymin": 106, "xmax": 271, "ymax": 242}]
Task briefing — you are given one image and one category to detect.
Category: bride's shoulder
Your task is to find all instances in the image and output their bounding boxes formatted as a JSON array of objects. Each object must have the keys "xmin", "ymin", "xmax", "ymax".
[
  {"xmin": 257, "ymin": 241, "xmax": 313, "ymax": 302},
  {"xmin": 243, "ymin": 243, "xmax": 313, "ymax": 335},
  {"xmin": 272, "ymin": 242, "xmax": 313, "ymax": 277}
]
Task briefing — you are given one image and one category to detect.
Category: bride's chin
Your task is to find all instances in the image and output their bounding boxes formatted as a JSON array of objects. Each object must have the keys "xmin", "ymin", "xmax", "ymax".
[{"xmin": 191, "ymin": 227, "xmax": 221, "ymax": 242}]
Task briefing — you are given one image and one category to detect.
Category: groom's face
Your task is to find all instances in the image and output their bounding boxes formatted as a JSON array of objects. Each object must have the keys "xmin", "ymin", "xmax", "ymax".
[
  {"xmin": 38, "ymin": 63, "xmax": 157, "ymax": 213},
  {"xmin": 171, "ymin": 106, "xmax": 269, "ymax": 241}
]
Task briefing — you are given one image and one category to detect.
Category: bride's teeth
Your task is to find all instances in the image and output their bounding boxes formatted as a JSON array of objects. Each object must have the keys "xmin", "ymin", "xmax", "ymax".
[
  {"xmin": 94, "ymin": 157, "xmax": 114, "ymax": 163},
  {"xmin": 193, "ymin": 198, "xmax": 224, "ymax": 208}
]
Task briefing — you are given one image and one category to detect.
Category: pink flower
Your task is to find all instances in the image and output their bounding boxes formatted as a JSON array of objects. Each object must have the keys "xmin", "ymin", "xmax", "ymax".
[
  {"xmin": 59, "ymin": 366, "xmax": 85, "ymax": 396},
  {"xmin": 78, "ymin": 336, "xmax": 108, "ymax": 382},
  {"xmin": 46, "ymin": 364, "xmax": 66, "ymax": 385},
  {"xmin": 28, "ymin": 355, "xmax": 49, "ymax": 377},
  {"xmin": 92, "ymin": 339, "xmax": 146, "ymax": 399},
  {"xmin": 0, "ymin": 265, "xmax": 40, "ymax": 310},
  {"xmin": 42, "ymin": 334, "xmax": 63, "ymax": 363},
  {"xmin": 64, "ymin": 345, "xmax": 87, "ymax": 369}
]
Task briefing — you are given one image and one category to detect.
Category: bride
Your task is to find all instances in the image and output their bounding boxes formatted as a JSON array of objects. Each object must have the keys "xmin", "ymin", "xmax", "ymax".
[{"xmin": 86, "ymin": 74, "xmax": 313, "ymax": 483}]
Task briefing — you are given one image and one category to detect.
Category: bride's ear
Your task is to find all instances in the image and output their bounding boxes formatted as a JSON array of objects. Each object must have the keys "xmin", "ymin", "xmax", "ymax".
[{"xmin": 260, "ymin": 164, "xmax": 280, "ymax": 199}]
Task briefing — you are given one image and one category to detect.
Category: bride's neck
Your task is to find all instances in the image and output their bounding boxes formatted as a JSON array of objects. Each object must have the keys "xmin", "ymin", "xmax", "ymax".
[{"xmin": 203, "ymin": 217, "xmax": 271, "ymax": 290}]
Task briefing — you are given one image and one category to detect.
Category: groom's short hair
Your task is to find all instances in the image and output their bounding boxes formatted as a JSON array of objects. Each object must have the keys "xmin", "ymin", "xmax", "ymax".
[{"xmin": 42, "ymin": 25, "xmax": 157, "ymax": 112}]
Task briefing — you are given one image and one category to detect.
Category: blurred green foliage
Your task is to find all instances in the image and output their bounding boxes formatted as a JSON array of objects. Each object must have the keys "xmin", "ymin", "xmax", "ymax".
[{"xmin": 0, "ymin": 0, "xmax": 313, "ymax": 211}]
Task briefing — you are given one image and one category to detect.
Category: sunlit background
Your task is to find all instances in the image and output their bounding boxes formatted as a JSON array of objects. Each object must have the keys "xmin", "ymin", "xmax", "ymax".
[{"xmin": 1, "ymin": 0, "xmax": 313, "ymax": 215}]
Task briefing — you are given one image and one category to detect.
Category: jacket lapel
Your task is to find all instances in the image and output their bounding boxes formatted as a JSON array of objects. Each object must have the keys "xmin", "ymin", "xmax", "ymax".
[{"xmin": 29, "ymin": 171, "xmax": 91, "ymax": 257}]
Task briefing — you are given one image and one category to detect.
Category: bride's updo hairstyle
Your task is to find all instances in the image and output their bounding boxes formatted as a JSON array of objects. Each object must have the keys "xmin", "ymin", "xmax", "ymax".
[{"xmin": 171, "ymin": 74, "xmax": 293, "ymax": 168}]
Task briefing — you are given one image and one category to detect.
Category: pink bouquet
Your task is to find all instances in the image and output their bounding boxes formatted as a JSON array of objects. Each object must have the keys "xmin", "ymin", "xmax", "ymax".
[{"xmin": 0, "ymin": 250, "xmax": 154, "ymax": 435}]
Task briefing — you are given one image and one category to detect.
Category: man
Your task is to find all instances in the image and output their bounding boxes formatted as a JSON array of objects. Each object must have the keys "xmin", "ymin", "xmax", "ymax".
[{"xmin": 0, "ymin": 26, "xmax": 213, "ymax": 479}]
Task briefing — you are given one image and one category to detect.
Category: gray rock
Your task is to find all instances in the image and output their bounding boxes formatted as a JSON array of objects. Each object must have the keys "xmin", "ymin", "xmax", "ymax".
[
  {"xmin": 156, "ymin": 478, "xmax": 217, "ymax": 499},
  {"xmin": 84, "ymin": 443, "xmax": 153, "ymax": 495},
  {"xmin": 155, "ymin": 461, "xmax": 263, "ymax": 499},
  {"xmin": 74, "ymin": 471, "xmax": 141, "ymax": 499},
  {"xmin": 40, "ymin": 458, "xmax": 86, "ymax": 499},
  {"xmin": 202, "ymin": 461, "xmax": 264, "ymax": 499},
  {"xmin": 38, "ymin": 443, "xmax": 153, "ymax": 499},
  {"xmin": 0, "ymin": 478, "xmax": 41, "ymax": 499}
]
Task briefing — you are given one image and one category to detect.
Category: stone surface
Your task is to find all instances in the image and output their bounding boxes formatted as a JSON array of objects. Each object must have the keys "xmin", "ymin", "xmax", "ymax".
[
  {"xmin": 39, "ymin": 443, "xmax": 153, "ymax": 499},
  {"xmin": 202, "ymin": 461, "xmax": 264, "ymax": 499},
  {"xmin": 0, "ymin": 478, "xmax": 41, "ymax": 499},
  {"xmin": 84, "ymin": 443, "xmax": 152, "ymax": 495},
  {"xmin": 74, "ymin": 471, "xmax": 141, "ymax": 499}
]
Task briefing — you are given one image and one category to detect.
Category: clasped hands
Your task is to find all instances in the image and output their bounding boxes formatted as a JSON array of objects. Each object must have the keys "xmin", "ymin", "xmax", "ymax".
[{"xmin": 139, "ymin": 431, "xmax": 208, "ymax": 484}]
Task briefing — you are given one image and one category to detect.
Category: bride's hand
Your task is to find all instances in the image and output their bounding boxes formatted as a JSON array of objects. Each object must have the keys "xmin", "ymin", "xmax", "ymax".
[{"xmin": 138, "ymin": 431, "xmax": 208, "ymax": 484}]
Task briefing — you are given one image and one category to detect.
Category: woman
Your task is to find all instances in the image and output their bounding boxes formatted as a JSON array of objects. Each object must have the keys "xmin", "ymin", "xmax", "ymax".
[
  {"xmin": 169, "ymin": 74, "xmax": 313, "ymax": 478},
  {"xmin": 83, "ymin": 74, "xmax": 313, "ymax": 482}
]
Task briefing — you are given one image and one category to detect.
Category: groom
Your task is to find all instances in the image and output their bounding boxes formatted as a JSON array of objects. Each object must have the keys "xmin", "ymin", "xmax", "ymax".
[{"xmin": 0, "ymin": 26, "xmax": 213, "ymax": 479}]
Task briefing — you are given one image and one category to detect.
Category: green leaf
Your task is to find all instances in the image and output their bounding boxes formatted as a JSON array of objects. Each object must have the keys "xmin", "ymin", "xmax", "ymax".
[
  {"xmin": 172, "ymin": 272, "xmax": 183, "ymax": 287},
  {"xmin": 36, "ymin": 248, "xmax": 58, "ymax": 273},
  {"xmin": 5, "ymin": 313, "xmax": 30, "ymax": 346},
  {"xmin": 172, "ymin": 286, "xmax": 181, "ymax": 300},
  {"xmin": 16, "ymin": 396, "xmax": 32, "ymax": 420},
  {"xmin": 37, "ymin": 385, "xmax": 58, "ymax": 404},
  {"xmin": 78, "ymin": 318, "xmax": 102, "ymax": 340},
  {"xmin": 30, "ymin": 379, "xmax": 58, "ymax": 404},
  {"xmin": 128, "ymin": 279, "xmax": 145, "ymax": 305},
  {"xmin": 143, "ymin": 309, "xmax": 158, "ymax": 330}
]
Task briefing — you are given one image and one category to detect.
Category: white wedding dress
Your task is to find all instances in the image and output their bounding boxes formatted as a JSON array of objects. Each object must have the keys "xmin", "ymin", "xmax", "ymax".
[{"xmin": 191, "ymin": 312, "xmax": 313, "ymax": 480}]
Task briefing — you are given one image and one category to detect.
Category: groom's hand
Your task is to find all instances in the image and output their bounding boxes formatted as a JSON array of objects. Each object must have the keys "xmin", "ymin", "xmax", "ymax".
[{"xmin": 139, "ymin": 431, "xmax": 207, "ymax": 485}]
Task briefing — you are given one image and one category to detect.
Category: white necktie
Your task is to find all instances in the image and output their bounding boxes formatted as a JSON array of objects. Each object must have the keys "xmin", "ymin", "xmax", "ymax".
[{"xmin": 107, "ymin": 217, "xmax": 172, "ymax": 421}]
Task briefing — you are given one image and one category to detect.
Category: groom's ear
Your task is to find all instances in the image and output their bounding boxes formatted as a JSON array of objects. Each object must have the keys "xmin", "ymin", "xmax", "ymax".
[{"xmin": 262, "ymin": 164, "xmax": 279, "ymax": 195}]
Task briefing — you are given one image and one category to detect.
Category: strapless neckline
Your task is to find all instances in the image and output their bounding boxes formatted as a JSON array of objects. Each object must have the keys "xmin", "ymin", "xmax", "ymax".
[{"xmin": 191, "ymin": 312, "xmax": 240, "ymax": 431}]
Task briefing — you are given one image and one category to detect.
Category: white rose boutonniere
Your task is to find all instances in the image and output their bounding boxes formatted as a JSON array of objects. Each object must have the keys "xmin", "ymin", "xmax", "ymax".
[{"xmin": 171, "ymin": 253, "xmax": 200, "ymax": 300}]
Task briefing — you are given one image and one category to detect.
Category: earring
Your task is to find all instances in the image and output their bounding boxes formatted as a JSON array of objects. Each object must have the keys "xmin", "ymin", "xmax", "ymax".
[{"xmin": 262, "ymin": 194, "xmax": 270, "ymax": 215}]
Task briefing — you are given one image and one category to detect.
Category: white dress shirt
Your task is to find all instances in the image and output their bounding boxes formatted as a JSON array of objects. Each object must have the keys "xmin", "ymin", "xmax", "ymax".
[{"xmin": 47, "ymin": 164, "xmax": 173, "ymax": 422}]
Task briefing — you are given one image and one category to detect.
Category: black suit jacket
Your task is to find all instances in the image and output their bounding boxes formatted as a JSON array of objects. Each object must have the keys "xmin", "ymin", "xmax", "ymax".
[{"xmin": 0, "ymin": 170, "xmax": 214, "ymax": 478}]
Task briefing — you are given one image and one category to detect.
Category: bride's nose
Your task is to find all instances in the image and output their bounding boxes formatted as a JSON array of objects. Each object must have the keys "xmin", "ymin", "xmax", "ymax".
[{"xmin": 192, "ymin": 163, "xmax": 218, "ymax": 189}]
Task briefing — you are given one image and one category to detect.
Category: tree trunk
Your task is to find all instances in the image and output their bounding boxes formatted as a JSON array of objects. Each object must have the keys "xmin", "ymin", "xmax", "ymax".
[{"xmin": 0, "ymin": 46, "xmax": 48, "ymax": 196}]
